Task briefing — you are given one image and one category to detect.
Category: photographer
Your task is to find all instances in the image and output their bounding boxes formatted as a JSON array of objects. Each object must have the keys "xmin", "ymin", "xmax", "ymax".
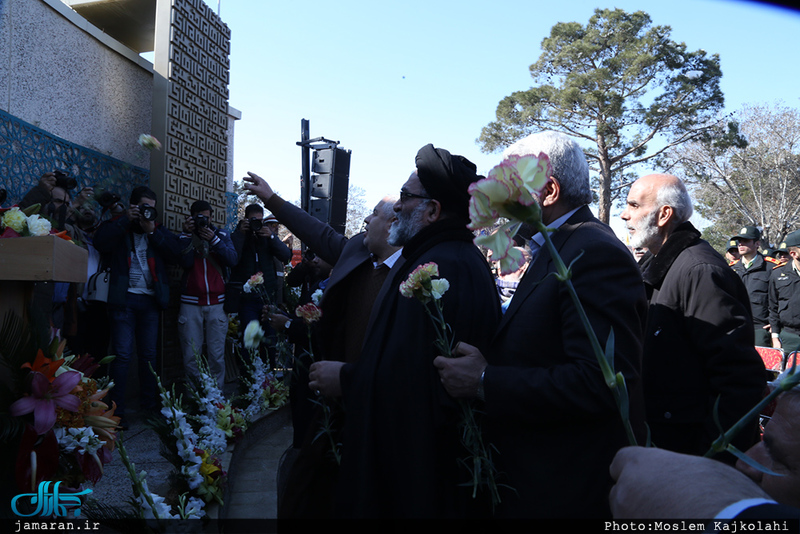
[
  {"xmin": 178, "ymin": 200, "xmax": 238, "ymax": 389},
  {"xmin": 230, "ymin": 203, "xmax": 292, "ymax": 366},
  {"xmin": 94, "ymin": 186, "xmax": 181, "ymax": 429}
]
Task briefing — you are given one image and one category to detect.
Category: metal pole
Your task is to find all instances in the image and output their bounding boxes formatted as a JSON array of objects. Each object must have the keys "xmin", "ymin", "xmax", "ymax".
[{"xmin": 300, "ymin": 119, "xmax": 310, "ymax": 214}]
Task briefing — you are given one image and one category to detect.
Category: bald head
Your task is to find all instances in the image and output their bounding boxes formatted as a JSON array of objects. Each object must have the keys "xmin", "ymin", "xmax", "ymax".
[
  {"xmin": 364, "ymin": 195, "xmax": 400, "ymax": 263},
  {"xmin": 622, "ymin": 173, "xmax": 693, "ymax": 255}
]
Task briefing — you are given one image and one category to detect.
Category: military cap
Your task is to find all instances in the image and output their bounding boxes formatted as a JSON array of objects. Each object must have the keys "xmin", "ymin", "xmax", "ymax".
[
  {"xmin": 783, "ymin": 230, "xmax": 800, "ymax": 249},
  {"xmin": 727, "ymin": 239, "xmax": 738, "ymax": 252},
  {"xmin": 733, "ymin": 226, "xmax": 761, "ymax": 241}
]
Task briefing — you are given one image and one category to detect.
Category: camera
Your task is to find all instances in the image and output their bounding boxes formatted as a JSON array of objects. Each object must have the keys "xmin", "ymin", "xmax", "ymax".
[
  {"xmin": 139, "ymin": 204, "xmax": 158, "ymax": 221},
  {"xmin": 249, "ymin": 217, "xmax": 263, "ymax": 232},
  {"xmin": 96, "ymin": 191, "xmax": 121, "ymax": 209},
  {"xmin": 193, "ymin": 213, "xmax": 209, "ymax": 230},
  {"xmin": 53, "ymin": 170, "xmax": 77, "ymax": 191}
]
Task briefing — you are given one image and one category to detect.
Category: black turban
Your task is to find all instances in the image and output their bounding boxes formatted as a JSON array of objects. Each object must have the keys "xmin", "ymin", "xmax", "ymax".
[{"xmin": 415, "ymin": 144, "xmax": 481, "ymax": 221}]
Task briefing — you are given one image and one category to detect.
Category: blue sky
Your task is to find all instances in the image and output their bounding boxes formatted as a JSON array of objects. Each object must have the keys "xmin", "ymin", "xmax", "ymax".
[{"xmin": 202, "ymin": 0, "xmax": 800, "ymax": 230}]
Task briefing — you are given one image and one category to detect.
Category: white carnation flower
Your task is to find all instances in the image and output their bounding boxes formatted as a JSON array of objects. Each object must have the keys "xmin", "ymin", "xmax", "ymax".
[
  {"xmin": 26, "ymin": 214, "xmax": 51, "ymax": 236},
  {"xmin": 429, "ymin": 279, "xmax": 450, "ymax": 300},
  {"xmin": 243, "ymin": 320, "xmax": 265, "ymax": 349}
]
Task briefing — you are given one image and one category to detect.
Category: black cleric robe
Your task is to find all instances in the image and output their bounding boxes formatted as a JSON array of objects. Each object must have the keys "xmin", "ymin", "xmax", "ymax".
[{"xmin": 336, "ymin": 218, "xmax": 501, "ymax": 518}]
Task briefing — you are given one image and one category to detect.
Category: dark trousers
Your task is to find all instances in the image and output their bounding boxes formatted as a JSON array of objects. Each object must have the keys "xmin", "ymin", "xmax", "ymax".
[{"xmin": 108, "ymin": 293, "xmax": 161, "ymax": 419}]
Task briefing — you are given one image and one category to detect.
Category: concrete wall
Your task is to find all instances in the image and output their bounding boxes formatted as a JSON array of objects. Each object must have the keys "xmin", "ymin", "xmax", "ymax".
[{"xmin": 0, "ymin": 0, "xmax": 155, "ymax": 167}]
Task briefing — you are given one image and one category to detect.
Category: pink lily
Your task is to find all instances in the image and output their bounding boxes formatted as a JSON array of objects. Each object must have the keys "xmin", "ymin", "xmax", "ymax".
[{"xmin": 10, "ymin": 371, "xmax": 82, "ymax": 435}]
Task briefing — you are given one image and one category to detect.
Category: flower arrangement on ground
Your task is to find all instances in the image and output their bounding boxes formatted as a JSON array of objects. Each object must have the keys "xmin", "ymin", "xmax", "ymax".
[
  {"xmin": 2, "ymin": 326, "xmax": 118, "ymax": 504},
  {"xmin": 400, "ymin": 262, "xmax": 500, "ymax": 506},
  {"xmin": 188, "ymin": 354, "xmax": 248, "ymax": 447},
  {"xmin": 131, "ymin": 368, "xmax": 226, "ymax": 520},
  {"xmin": 238, "ymin": 324, "xmax": 289, "ymax": 420}
]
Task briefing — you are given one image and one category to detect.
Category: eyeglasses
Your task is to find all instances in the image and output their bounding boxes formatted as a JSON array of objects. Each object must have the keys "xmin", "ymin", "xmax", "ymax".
[{"xmin": 399, "ymin": 189, "xmax": 432, "ymax": 202}]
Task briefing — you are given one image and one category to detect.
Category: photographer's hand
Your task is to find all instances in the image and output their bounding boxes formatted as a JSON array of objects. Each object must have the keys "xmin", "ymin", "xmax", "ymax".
[
  {"xmin": 183, "ymin": 215, "xmax": 195, "ymax": 234},
  {"xmin": 197, "ymin": 227, "xmax": 215, "ymax": 242},
  {"xmin": 239, "ymin": 218, "xmax": 251, "ymax": 234},
  {"xmin": 73, "ymin": 187, "xmax": 93, "ymax": 208},
  {"xmin": 40, "ymin": 172, "xmax": 56, "ymax": 192},
  {"xmin": 127, "ymin": 205, "xmax": 140, "ymax": 221},
  {"xmin": 140, "ymin": 218, "xmax": 156, "ymax": 234}
]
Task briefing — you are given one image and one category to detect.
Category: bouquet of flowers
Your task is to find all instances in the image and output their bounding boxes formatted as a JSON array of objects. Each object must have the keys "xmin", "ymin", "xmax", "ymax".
[
  {"xmin": 134, "ymin": 368, "xmax": 226, "ymax": 517},
  {"xmin": 5, "ymin": 330, "xmax": 119, "ymax": 497},
  {"xmin": 188, "ymin": 354, "xmax": 248, "ymax": 448}
]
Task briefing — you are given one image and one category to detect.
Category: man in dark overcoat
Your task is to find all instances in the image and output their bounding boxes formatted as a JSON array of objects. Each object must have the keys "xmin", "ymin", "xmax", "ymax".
[{"xmin": 622, "ymin": 173, "xmax": 766, "ymax": 464}]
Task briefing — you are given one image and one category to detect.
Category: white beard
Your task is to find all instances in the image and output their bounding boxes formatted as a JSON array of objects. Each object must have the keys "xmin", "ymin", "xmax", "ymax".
[{"xmin": 628, "ymin": 208, "xmax": 660, "ymax": 250}]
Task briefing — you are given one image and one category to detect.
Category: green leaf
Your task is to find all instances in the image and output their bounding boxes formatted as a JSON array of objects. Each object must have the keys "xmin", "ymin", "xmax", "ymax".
[
  {"xmin": 726, "ymin": 444, "xmax": 785, "ymax": 477},
  {"xmin": 604, "ymin": 327, "xmax": 616, "ymax": 371}
]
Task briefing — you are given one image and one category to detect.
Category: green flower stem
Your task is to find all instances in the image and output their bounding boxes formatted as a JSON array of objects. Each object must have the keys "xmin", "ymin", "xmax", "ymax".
[
  {"xmin": 117, "ymin": 437, "xmax": 161, "ymax": 520},
  {"xmin": 421, "ymin": 299, "xmax": 501, "ymax": 507},
  {"xmin": 704, "ymin": 366, "xmax": 800, "ymax": 457},
  {"xmin": 305, "ymin": 323, "xmax": 341, "ymax": 465},
  {"xmin": 535, "ymin": 220, "xmax": 638, "ymax": 446}
]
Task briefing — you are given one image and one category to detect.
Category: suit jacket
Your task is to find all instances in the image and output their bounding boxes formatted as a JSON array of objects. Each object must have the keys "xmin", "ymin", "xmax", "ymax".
[
  {"xmin": 483, "ymin": 205, "xmax": 648, "ymax": 518},
  {"xmin": 269, "ymin": 196, "xmax": 373, "ymax": 361}
]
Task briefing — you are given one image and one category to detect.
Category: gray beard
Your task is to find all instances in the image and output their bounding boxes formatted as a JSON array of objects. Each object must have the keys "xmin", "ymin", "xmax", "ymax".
[
  {"xmin": 388, "ymin": 202, "xmax": 428, "ymax": 247},
  {"xmin": 628, "ymin": 208, "xmax": 660, "ymax": 250}
]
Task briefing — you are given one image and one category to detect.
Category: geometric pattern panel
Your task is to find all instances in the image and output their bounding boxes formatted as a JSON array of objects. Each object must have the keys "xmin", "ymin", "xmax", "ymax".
[
  {"xmin": 0, "ymin": 109, "xmax": 149, "ymax": 207},
  {"xmin": 164, "ymin": 0, "xmax": 231, "ymax": 230}
]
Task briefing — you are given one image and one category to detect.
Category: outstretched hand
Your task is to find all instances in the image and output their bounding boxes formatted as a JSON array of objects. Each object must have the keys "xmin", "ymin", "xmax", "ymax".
[{"xmin": 243, "ymin": 172, "xmax": 275, "ymax": 202}]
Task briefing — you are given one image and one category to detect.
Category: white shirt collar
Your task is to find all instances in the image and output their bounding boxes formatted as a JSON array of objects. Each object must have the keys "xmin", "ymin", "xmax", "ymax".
[
  {"xmin": 375, "ymin": 248, "xmax": 403, "ymax": 269},
  {"xmin": 530, "ymin": 206, "xmax": 581, "ymax": 249}
]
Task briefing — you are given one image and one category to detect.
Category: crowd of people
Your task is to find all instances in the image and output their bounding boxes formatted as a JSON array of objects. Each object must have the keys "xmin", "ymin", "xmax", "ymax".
[
  {"xmin": 10, "ymin": 128, "xmax": 800, "ymax": 523},
  {"xmin": 235, "ymin": 130, "xmax": 799, "ymax": 523},
  {"xmin": 11, "ymin": 176, "xmax": 295, "ymax": 431}
]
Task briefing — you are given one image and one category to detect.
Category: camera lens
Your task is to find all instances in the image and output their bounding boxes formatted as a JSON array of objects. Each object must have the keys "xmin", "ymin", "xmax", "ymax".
[
  {"xmin": 250, "ymin": 218, "xmax": 263, "ymax": 232},
  {"xmin": 140, "ymin": 205, "xmax": 158, "ymax": 221}
]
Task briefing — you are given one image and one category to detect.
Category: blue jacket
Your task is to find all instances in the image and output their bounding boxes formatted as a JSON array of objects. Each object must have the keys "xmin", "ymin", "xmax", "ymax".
[{"xmin": 93, "ymin": 215, "xmax": 182, "ymax": 309}]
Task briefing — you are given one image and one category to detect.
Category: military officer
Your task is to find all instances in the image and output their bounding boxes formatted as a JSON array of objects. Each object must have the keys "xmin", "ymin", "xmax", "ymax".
[
  {"xmin": 769, "ymin": 230, "xmax": 800, "ymax": 352},
  {"xmin": 726, "ymin": 238, "xmax": 740, "ymax": 266},
  {"xmin": 732, "ymin": 226, "xmax": 780, "ymax": 346}
]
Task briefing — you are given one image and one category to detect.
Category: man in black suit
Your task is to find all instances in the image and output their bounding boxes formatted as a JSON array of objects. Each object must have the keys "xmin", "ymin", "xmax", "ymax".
[{"xmin": 435, "ymin": 130, "xmax": 648, "ymax": 517}]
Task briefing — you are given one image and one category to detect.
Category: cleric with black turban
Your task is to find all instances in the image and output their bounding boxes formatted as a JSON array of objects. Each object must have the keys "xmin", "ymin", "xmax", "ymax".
[{"xmin": 414, "ymin": 143, "xmax": 482, "ymax": 222}]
